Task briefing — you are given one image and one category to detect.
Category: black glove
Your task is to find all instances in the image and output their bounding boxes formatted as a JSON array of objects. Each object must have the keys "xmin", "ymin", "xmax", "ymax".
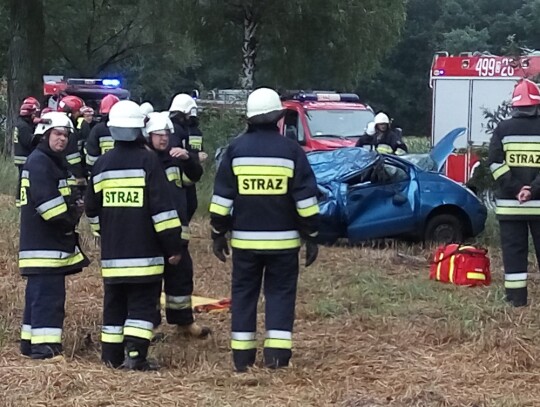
[
  {"xmin": 212, "ymin": 234, "xmax": 230, "ymax": 262},
  {"xmin": 305, "ymin": 240, "xmax": 318, "ymax": 267}
]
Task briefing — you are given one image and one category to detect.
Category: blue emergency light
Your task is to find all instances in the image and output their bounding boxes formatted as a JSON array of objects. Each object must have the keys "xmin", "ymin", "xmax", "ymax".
[{"xmin": 102, "ymin": 79, "xmax": 121, "ymax": 87}]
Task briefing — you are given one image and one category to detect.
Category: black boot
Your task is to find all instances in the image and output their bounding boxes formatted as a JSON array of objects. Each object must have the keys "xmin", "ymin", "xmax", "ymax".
[
  {"xmin": 506, "ymin": 287, "xmax": 528, "ymax": 307},
  {"xmin": 233, "ymin": 349, "xmax": 256, "ymax": 373},
  {"xmin": 263, "ymin": 348, "xmax": 291, "ymax": 369},
  {"xmin": 20, "ymin": 340, "xmax": 31, "ymax": 357},
  {"xmin": 122, "ymin": 342, "xmax": 159, "ymax": 371},
  {"xmin": 31, "ymin": 343, "xmax": 63, "ymax": 360}
]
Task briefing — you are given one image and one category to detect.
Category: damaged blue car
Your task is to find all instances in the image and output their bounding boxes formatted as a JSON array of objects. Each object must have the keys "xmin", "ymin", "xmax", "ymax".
[{"xmin": 307, "ymin": 128, "xmax": 487, "ymax": 244}]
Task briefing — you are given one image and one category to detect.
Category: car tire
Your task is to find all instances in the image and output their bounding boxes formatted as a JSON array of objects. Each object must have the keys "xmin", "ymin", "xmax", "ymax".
[{"xmin": 424, "ymin": 214, "xmax": 464, "ymax": 243}]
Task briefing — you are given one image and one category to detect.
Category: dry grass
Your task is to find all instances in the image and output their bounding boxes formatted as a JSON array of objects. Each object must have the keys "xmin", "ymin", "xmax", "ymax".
[{"xmin": 2, "ymin": 196, "xmax": 540, "ymax": 406}]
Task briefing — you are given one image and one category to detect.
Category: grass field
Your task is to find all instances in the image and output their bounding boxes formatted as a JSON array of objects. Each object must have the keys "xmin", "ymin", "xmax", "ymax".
[{"xmin": 3, "ymin": 128, "xmax": 540, "ymax": 406}]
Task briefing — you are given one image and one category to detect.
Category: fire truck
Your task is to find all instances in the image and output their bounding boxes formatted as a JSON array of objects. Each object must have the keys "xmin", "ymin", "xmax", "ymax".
[
  {"xmin": 278, "ymin": 91, "xmax": 375, "ymax": 151},
  {"xmin": 430, "ymin": 52, "xmax": 540, "ymax": 183},
  {"xmin": 43, "ymin": 75, "xmax": 130, "ymax": 111}
]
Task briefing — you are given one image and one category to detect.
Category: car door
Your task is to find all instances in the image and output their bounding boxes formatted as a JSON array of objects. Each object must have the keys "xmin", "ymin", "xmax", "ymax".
[{"xmin": 345, "ymin": 157, "xmax": 419, "ymax": 242}]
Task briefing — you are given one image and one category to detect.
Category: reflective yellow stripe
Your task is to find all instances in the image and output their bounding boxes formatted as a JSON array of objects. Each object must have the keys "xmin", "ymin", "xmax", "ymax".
[
  {"xmin": 154, "ymin": 218, "xmax": 181, "ymax": 233},
  {"xmin": 21, "ymin": 178, "xmax": 30, "ymax": 188},
  {"xmin": 505, "ymin": 280, "xmax": 527, "ymax": 289},
  {"xmin": 449, "ymin": 255, "xmax": 456, "ymax": 283},
  {"xmin": 264, "ymin": 338, "xmax": 292, "ymax": 349},
  {"xmin": 101, "ymin": 265, "xmax": 164, "ymax": 278},
  {"xmin": 297, "ymin": 204, "xmax": 319, "ymax": 217},
  {"xmin": 209, "ymin": 203, "xmax": 231, "ymax": 216},
  {"xmin": 67, "ymin": 156, "xmax": 82, "ymax": 165},
  {"xmin": 231, "ymin": 238, "xmax": 301, "ymax": 250},
  {"xmin": 503, "ymin": 143, "xmax": 540, "ymax": 151},
  {"xmin": 231, "ymin": 340, "xmax": 257, "ymax": 350},
  {"xmin": 58, "ymin": 187, "xmax": 70, "ymax": 197},
  {"xmin": 123, "ymin": 327, "xmax": 153, "ymax": 340},
  {"xmin": 466, "ymin": 272, "xmax": 486, "ymax": 281},
  {"xmin": 376, "ymin": 144, "xmax": 393, "ymax": 154},
  {"xmin": 101, "ymin": 332, "xmax": 124, "ymax": 343},
  {"xmin": 491, "ymin": 164, "xmax": 510, "ymax": 180},
  {"xmin": 436, "ymin": 252, "xmax": 444, "ymax": 280},
  {"xmin": 94, "ymin": 178, "xmax": 145, "ymax": 193},
  {"xmin": 21, "ymin": 331, "xmax": 31, "ymax": 340},
  {"xmin": 496, "ymin": 207, "xmax": 540, "ymax": 216},
  {"xmin": 233, "ymin": 165, "xmax": 293, "ymax": 177},
  {"xmin": 31, "ymin": 335, "xmax": 62, "ymax": 344},
  {"xmin": 41, "ymin": 203, "xmax": 68, "ymax": 220},
  {"xmin": 19, "ymin": 252, "xmax": 85, "ymax": 268}
]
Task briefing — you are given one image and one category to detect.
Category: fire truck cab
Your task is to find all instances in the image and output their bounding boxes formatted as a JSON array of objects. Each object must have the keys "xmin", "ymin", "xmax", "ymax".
[
  {"xmin": 43, "ymin": 75, "xmax": 130, "ymax": 111},
  {"xmin": 430, "ymin": 52, "xmax": 540, "ymax": 183},
  {"xmin": 279, "ymin": 92, "xmax": 375, "ymax": 152}
]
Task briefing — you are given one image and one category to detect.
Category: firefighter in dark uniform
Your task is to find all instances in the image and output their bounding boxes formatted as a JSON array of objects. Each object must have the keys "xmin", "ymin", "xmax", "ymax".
[
  {"xmin": 14, "ymin": 97, "xmax": 41, "ymax": 207},
  {"xmin": 79, "ymin": 106, "xmax": 96, "ymax": 151},
  {"xmin": 210, "ymin": 87, "xmax": 320, "ymax": 372},
  {"xmin": 489, "ymin": 78, "xmax": 540, "ymax": 307},
  {"xmin": 85, "ymin": 94, "xmax": 120, "ymax": 171},
  {"xmin": 145, "ymin": 113, "xmax": 210, "ymax": 338},
  {"xmin": 169, "ymin": 93, "xmax": 207, "ymax": 222},
  {"xmin": 57, "ymin": 96, "xmax": 86, "ymax": 181},
  {"xmin": 85, "ymin": 101, "xmax": 184, "ymax": 371},
  {"xmin": 356, "ymin": 112, "xmax": 407, "ymax": 155},
  {"xmin": 19, "ymin": 112, "xmax": 90, "ymax": 359}
]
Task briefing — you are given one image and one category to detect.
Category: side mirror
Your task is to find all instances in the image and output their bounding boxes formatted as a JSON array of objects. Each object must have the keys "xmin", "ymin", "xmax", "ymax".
[{"xmin": 392, "ymin": 193, "xmax": 407, "ymax": 206}]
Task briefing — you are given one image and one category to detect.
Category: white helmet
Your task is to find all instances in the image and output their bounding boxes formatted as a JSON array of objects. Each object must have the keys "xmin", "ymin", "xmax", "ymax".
[
  {"xmin": 169, "ymin": 93, "xmax": 197, "ymax": 115},
  {"xmin": 107, "ymin": 100, "xmax": 145, "ymax": 141},
  {"xmin": 145, "ymin": 112, "xmax": 175, "ymax": 136},
  {"xmin": 246, "ymin": 87, "xmax": 284, "ymax": 123},
  {"xmin": 374, "ymin": 112, "xmax": 390, "ymax": 125},
  {"xmin": 365, "ymin": 121, "xmax": 376, "ymax": 136},
  {"xmin": 139, "ymin": 102, "xmax": 154, "ymax": 117},
  {"xmin": 34, "ymin": 112, "xmax": 74, "ymax": 136}
]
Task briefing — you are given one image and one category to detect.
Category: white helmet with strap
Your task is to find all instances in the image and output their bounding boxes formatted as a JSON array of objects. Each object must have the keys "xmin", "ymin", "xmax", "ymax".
[
  {"xmin": 140, "ymin": 102, "xmax": 154, "ymax": 117},
  {"xmin": 169, "ymin": 93, "xmax": 197, "ymax": 115},
  {"xmin": 374, "ymin": 112, "xmax": 390, "ymax": 125},
  {"xmin": 246, "ymin": 87, "xmax": 284, "ymax": 123},
  {"xmin": 34, "ymin": 112, "xmax": 74, "ymax": 136},
  {"xmin": 107, "ymin": 100, "xmax": 145, "ymax": 141},
  {"xmin": 145, "ymin": 112, "xmax": 175, "ymax": 135},
  {"xmin": 365, "ymin": 121, "xmax": 376, "ymax": 136}
]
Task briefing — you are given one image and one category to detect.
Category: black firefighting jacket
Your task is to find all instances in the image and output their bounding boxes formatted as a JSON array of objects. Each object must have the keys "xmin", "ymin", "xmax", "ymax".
[
  {"xmin": 85, "ymin": 120, "xmax": 113, "ymax": 170},
  {"xmin": 13, "ymin": 117, "xmax": 36, "ymax": 168},
  {"xmin": 154, "ymin": 148, "xmax": 203, "ymax": 242},
  {"xmin": 488, "ymin": 112, "xmax": 540, "ymax": 220},
  {"xmin": 65, "ymin": 118, "xmax": 85, "ymax": 179},
  {"xmin": 355, "ymin": 128, "xmax": 408, "ymax": 155},
  {"xmin": 85, "ymin": 140, "xmax": 183, "ymax": 284},
  {"xmin": 19, "ymin": 142, "xmax": 90, "ymax": 276},
  {"xmin": 209, "ymin": 123, "xmax": 319, "ymax": 251}
]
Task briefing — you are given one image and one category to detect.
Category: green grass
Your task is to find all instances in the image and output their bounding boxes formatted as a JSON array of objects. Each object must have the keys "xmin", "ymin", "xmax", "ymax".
[{"xmin": 404, "ymin": 135, "xmax": 431, "ymax": 154}]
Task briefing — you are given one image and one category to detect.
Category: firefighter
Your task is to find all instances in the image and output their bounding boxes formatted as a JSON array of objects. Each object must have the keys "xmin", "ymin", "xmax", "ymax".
[
  {"xmin": 169, "ymin": 93, "xmax": 205, "ymax": 222},
  {"xmin": 145, "ymin": 113, "xmax": 210, "ymax": 338},
  {"xmin": 356, "ymin": 112, "xmax": 407, "ymax": 155},
  {"xmin": 488, "ymin": 78, "xmax": 540, "ymax": 307},
  {"xmin": 85, "ymin": 100, "xmax": 184, "ymax": 371},
  {"xmin": 13, "ymin": 97, "xmax": 41, "ymax": 207},
  {"xmin": 209, "ymin": 87, "xmax": 320, "ymax": 372},
  {"xmin": 85, "ymin": 95, "xmax": 120, "ymax": 170},
  {"xmin": 57, "ymin": 96, "xmax": 86, "ymax": 180},
  {"xmin": 19, "ymin": 111, "xmax": 90, "ymax": 359}
]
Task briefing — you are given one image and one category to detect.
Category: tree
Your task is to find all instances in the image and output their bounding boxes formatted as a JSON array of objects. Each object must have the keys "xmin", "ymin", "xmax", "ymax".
[
  {"xmin": 189, "ymin": 0, "xmax": 406, "ymax": 90},
  {"xmin": 6, "ymin": 0, "xmax": 44, "ymax": 154}
]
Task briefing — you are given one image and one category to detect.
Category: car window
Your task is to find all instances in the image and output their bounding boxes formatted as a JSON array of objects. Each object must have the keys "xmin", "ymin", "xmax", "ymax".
[
  {"xmin": 306, "ymin": 109, "xmax": 374, "ymax": 138},
  {"xmin": 379, "ymin": 161, "xmax": 409, "ymax": 184},
  {"xmin": 283, "ymin": 109, "xmax": 305, "ymax": 143}
]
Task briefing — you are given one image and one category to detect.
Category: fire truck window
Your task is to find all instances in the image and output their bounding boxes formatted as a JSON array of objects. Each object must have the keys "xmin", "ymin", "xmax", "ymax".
[{"xmin": 284, "ymin": 110, "xmax": 305, "ymax": 144}]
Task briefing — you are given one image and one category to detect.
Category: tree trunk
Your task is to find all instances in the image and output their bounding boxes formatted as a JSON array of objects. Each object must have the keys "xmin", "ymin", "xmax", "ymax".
[
  {"xmin": 6, "ymin": 0, "xmax": 44, "ymax": 155},
  {"xmin": 239, "ymin": 4, "xmax": 257, "ymax": 90}
]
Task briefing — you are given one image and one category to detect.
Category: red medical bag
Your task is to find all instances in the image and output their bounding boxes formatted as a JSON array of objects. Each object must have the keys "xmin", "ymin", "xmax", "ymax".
[{"xmin": 429, "ymin": 244, "xmax": 491, "ymax": 286}]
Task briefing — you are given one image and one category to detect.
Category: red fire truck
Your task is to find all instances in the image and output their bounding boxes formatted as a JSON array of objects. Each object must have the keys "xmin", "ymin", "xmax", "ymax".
[
  {"xmin": 43, "ymin": 75, "xmax": 130, "ymax": 111},
  {"xmin": 430, "ymin": 52, "xmax": 540, "ymax": 183}
]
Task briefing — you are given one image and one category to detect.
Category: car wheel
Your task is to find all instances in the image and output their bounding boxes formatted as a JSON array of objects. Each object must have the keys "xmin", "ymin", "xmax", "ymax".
[{"xmin": 424, "ymin": 214, "xmax": 464, "ymax": 243}]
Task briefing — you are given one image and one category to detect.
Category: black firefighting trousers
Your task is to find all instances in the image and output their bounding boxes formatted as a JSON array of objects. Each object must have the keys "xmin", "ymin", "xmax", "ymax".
[
  {"xmin": 21, "ymin": 274, "xmax": 66, "ymax": 359},
  {"xmin": 230, "ymin": 249, "xmax": 299, "ymax": 371},
  {"xmin": 101, "ymin": 281, "xmax": 161, "ymax": 368},
  {"xmin": 152, "ymin": 246, "xmax": 195, "ymax": 327},
  {"xmin": 499, "ymin": 220, "xmax": 540, "ymax": 306}
]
